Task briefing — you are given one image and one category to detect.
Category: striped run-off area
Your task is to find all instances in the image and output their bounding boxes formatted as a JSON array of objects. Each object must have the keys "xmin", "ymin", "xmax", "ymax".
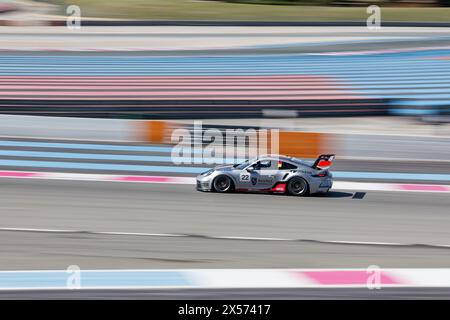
[
  {"xmin": 0, "ymin": 75, "xmax": 361, "ymax": 100},
  {"xmin": 1, "ymin": 268, "xmax": 450, "ymax": 290},
  {"xmin": 0, "ymin": 138, "xmax": 449, "ymax": 190},
  {"xmin": 0, "ymin": 50, "xmax": 449, "ymax": 114},
  {"xmin": 1, "ymin": 170, "xmax": 449, "ymax": 193}
]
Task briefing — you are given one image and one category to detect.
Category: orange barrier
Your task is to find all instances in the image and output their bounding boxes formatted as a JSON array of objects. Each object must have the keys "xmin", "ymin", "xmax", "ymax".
[
  {"xmin": 140, "ymin": 121, "xmax": 170, "ymax": 144},
  {"xmin": 140, "ymin": 122, "xmax": 334, "ymax": 159},
  {"xmin": 271, "ymin": 131, "xmax": 332, "ymax": 159}
]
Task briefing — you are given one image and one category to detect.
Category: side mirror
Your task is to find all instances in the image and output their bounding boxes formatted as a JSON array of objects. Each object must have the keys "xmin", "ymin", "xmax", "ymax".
[{"xmin": 246, "ymin": 166, "xmax": 255, "ymax": 172}]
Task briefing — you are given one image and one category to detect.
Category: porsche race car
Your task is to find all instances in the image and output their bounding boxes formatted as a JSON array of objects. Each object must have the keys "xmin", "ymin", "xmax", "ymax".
[{"xmin": 196, "ymin": 154, "xmax": 334, "ymax": 196}]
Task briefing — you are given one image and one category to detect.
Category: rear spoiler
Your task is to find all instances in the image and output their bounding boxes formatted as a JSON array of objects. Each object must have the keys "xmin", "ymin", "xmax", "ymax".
[{"xmin": 312, "ymin": 154, "xmax": 335, "ymax": 170}]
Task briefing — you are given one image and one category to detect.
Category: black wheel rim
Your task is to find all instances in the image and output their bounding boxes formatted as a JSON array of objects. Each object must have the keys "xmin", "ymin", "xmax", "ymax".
[
  {"xmin": 290, "ymin": 180, "xmax": 306, "ymax": 194},
  {"xmin": 215, "ymin": 177, "xmax": 230, "ymax": 191}
]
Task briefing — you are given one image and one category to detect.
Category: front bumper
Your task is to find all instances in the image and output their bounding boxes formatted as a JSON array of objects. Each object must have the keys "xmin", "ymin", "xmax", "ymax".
[{"xmin": 196, "ymin": 176, "xmax": 212, "ymax": 191}]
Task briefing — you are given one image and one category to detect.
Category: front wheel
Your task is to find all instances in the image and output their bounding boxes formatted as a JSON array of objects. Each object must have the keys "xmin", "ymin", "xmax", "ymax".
[
  {"xmin": 213, "ymin": 175, "xmax": 234, "ymax": 193},
  {"xmin": 287, "ymin": 178, "xmax": 309, "ymax": 196}
]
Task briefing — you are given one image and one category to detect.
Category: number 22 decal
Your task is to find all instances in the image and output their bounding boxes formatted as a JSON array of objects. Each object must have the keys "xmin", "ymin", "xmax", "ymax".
[{"xmin": 240, "ymin": 172, "xmax": 250, "ymax": 181}]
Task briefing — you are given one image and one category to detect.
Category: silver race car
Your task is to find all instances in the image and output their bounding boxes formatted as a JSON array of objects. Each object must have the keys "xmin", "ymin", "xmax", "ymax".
[{"xmin": 196, "ymin": 154, "xmax": 334, "ymax": 196}]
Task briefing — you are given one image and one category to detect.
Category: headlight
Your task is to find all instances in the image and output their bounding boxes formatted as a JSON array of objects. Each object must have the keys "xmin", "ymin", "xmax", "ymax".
[{"xmin": 201, "ymin": 169, "xmax": 214, "ymax": 177}]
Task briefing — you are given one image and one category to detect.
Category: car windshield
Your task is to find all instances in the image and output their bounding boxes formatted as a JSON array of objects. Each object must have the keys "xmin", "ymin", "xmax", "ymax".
[
  {"xmin": 234, "ymin": 157, "xmax": 261, "ymax": 170},
  {"xmin": 233, "ymin": 160, "xmax": 250, "ymax": 170}
]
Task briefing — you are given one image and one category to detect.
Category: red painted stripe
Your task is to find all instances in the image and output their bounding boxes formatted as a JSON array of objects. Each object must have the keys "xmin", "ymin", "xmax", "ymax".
[
  {"xmin": 0, "ymin": 171, "xmax": 39, "ymax": 177},
  {"xmin": 0, "ymin": 95, "xmax": 364, "ymax": 100},
  {"xmin": 0, "ymin": 85, "xmax": 350, "ymax": 90},
  {"xmin": 0, "ymin": 79, "xmax": 344, "ymax": 85},
  {"xmin": 0, "ymin": 79, "xmax": 344, "ymax": 84},
  {"xmin": 114, "ymin": 176, "xmax": 177, "ymax": 183},
  {"xmin": 0, "ymin": 75, "xmax": 361, "ymax": 99},
  {"xmin": 114, "ymin": 176, "xmax": 189, "ymax": 183},
  {"xmin": 397, "ymin": 184, "xmax": 449, "ymax": 192},
  {"xmin": 0, "ymin": 90, "xmax": 357, "ymax": 95},
  {"xmin": 0, "ymin": 75, "xmax": 334, "ymax": 80},
  {"xmin": 299, "ymin": 270, "xmax": 403, "ymax": 285},
  {"xmin": 429, "ymin": 56, "xmax": 450, "ymax": 60}
]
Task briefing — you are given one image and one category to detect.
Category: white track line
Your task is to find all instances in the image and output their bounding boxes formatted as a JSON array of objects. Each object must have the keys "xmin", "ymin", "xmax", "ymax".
[{"xmin": 1, "ymin": 227, "xmax": 450, "ymax": 249}]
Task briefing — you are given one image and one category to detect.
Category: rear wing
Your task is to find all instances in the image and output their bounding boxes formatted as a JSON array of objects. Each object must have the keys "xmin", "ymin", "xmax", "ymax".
[{"xmin": 312, "ymin": 154, "xmax": 335, "ymax": 170}]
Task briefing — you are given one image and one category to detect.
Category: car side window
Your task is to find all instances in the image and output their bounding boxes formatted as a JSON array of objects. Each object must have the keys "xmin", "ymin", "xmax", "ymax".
[
  {"xmin": 278, "ymin": 161, "xmax": 297, "ymax": 170},
  {"xmin": 254, "ymin": 160, "xmax": 271, "ymax": 170}
]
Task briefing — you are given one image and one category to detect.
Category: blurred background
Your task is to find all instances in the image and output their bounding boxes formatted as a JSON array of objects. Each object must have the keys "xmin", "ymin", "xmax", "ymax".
[
  {"xmin": 1, "ymin": 0, "xmax": 450, "ymax": 21},
  {"xmin": 0, "ymin": 0, "xmax": 449, "ymax": 298}
]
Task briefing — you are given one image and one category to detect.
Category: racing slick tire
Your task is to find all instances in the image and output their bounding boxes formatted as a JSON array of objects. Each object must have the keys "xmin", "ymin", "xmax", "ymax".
[
  {"xmin": 213, "ymin": 175, "xmax": 234, "ymax": 193},
  {"xmin": 287, "ymin": 177, "xmax": 309, "ymax": 196}
]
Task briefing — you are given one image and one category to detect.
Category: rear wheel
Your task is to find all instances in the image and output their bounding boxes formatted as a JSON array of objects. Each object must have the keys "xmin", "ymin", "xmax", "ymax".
[
  {"xmin": 287, "ymin": 178, "xmax": 309, "ymax": 196},
  {"xmin": 213, "ymin": 175, "xmax": 234, "ymax": 193}
]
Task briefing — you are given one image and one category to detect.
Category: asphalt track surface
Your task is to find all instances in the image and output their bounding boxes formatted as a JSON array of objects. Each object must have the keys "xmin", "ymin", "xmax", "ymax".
[
  {"xmin": 1, "ymin": 178, "xmax": 450, "ymax": 271},
  {"xmin": 0, "ymin": 137, "xmax": 449, "ymax": 273},
  {"xmin": 1, "ymin": 288, "xmax": 450, "ymax": 299}
]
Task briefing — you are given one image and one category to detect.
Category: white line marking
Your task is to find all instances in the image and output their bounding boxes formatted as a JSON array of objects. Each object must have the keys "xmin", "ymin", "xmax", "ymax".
[{"xmin": 1, "ymin": 227, "xmax": 450, "ymax": 248}]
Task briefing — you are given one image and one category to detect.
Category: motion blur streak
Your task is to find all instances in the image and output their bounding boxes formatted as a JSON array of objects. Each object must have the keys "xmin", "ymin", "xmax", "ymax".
[
  {"xmin": 1, "ymin": 179, "xmax": 450, "ymax": 268},
  {"xmin": 0, "ymin": 7, "xmax": 450, "ymax": 299},
  {"xmin": 0, "ymin": 138, "xmax": 448, "ymax": 182},
  {"xmin": 0, "ymin": 49, "xmax": 449, "ymax": 118}
]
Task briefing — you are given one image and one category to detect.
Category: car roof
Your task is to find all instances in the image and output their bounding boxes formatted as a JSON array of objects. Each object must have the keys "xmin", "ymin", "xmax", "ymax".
[
  {"xmin": 257, "ymin": 154, "xmax": 297, "ymax": 162},
  {"xmin": 256, "ymin": 154, "xmax": 312, "ymax": 167}
]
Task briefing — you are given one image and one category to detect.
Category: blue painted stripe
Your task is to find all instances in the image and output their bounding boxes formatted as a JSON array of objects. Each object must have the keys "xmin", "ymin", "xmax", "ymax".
[
  {"xmin": 0, "ymin": 157, "xmax": 448, "ymax": 180},
  {"xmin": 0, "ymin": 54, "xmax": 446, "ymax": 61},
  {"xmin": 0, "ymin": 159, "xmax": 208, "ymax": 173},
  {"xmin": 0, "ymin": 140, "xmax": 176, "ymax": 153},
  {"xmin": 1, "ymin": 64, "xmax": 448, "ymax": 71},
  {"xmin": 0, "ymin": 271, "xmax": 191, "ymax": 289},
  {"xmin": 0, "ymin": 56, "xmax": 448, "ymax": 75},
  {"xmin": 0, "ymin": 70, "xmax": 437, "ymax": 75},
  {"xmin": 1, "ymin": 64, "xmax": 449, "ymax": 70},
  {"xmin": 389, "ymin": 108, "xmax": 441, "ymax": 116},
  {"xmin": 0, "ymin": 150, "xmax": 245, "ymax": 164},
  {"xmin": 0, "ymin": 60, "xmax": 447, "ymax": 66},
  {"xmin": 391, "ymin": 100, "xmax": 450, "ymax": 107}
]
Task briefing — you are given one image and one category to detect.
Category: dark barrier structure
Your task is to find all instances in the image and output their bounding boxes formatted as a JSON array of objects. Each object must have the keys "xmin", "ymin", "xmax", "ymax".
[{"xmin": 0, "ymin": 98, "xmax": 390, "ymax": 119}]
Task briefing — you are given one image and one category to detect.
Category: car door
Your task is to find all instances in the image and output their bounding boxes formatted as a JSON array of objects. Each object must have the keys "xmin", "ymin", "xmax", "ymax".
[{"xmin": 249, "ymin": 159, "xmax": 278, "ymax": 190}]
